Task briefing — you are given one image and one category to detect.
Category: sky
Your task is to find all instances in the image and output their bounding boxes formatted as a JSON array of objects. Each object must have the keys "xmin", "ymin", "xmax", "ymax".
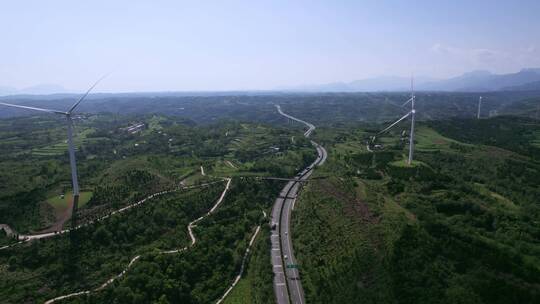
[{"xmin": 1, "ymin": 0, "xmax": 540, "ymax": 92}]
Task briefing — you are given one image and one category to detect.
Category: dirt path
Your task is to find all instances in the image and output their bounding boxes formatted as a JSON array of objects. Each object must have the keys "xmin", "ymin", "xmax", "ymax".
[
  {"xmin": 216, "ymin": 226, "xmax": 261, "ymax": 304},
  {"xmin": 0, "ymin": 180, "xmax": 226, "ymax": 251},
  {"xmin": 216, "ymin": 209, "xmax": 266, "ymax": 304},
  {"xmin": 225, "ymin": 160, "xmax": 237, "ymax": 169},
  {"xmin": 45, "ymin": 178, "xmax": 232, "ymax": 304}
]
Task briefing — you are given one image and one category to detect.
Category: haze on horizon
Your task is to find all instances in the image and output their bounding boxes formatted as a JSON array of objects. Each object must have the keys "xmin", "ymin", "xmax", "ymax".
[{"xmin": 2, "ymin": 0, "xmax": 540, "ymax": 93}]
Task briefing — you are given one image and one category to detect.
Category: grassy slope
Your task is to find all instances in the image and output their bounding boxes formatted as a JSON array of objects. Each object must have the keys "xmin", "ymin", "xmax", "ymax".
[
  {"xmin": 293, "ymin": 175, "xmax": 408, "ymax": 303},
  {"xmin": 47, "ymin": 191, "xmax": 93, "ymax": 209},
  {"xmin": 223, "ymin": 226, "xmax": 274, "ymax": 304}
]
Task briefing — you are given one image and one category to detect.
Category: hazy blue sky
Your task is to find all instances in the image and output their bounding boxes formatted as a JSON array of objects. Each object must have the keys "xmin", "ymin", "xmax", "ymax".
[{"xmin": 1, "ymin": 0, "xmax": 540, "ymax": 92}]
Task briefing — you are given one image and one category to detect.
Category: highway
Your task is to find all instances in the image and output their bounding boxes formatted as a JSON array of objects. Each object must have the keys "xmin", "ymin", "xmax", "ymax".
[{"xmin": 271, "ymin": 105, "xmax": 327, "ymax": 304}]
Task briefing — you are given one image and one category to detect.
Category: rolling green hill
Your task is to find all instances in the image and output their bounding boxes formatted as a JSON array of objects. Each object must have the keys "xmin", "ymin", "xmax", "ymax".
[
  {"xmin": 292, "ymin": 118, "xmax": 540, "ymax": 304},
  {"xmin": 2, "ymin": 97, "xmax": 540, "ymax": 303}
]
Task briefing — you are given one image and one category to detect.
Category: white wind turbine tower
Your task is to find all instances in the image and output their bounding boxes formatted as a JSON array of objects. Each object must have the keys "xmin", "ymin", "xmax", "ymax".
[
  {"xmin": 377, "ymin": 76, "xmax": 416, "ymax": 165},
  {"xmin": 477, "ymin": 96, "xmax": 482, "ymax": 119},
  {"xmin": 0, "ymin": 75, "xmax": 107, "ymax": 228}
]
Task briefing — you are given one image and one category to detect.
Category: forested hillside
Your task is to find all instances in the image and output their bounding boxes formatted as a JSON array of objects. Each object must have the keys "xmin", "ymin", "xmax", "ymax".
[
  {"xmin": 0, "ymin": 110, "xmax": 318, "ymax": 303},
  {"xmin": 293, "ymin": 117, "xmax": 540, "ymax": 304}
]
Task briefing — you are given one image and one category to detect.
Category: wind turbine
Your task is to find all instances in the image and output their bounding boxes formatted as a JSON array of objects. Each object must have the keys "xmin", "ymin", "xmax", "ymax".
[
  {"xmin": 377, "ymin": 76, "xmax": 416, "ymax": 165},
  {"xmin": 0, "ymin": 75, "xmax": 107, "ymax": 228},
  {"xmin": 477, "ymin": 96, "xmax": 482, "ymax": 119}
]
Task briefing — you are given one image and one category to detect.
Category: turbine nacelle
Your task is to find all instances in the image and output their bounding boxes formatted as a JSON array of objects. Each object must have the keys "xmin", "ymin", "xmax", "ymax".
[{"xmin": 375, "ymin": 75, "xmax": 416, "ymax": 164}]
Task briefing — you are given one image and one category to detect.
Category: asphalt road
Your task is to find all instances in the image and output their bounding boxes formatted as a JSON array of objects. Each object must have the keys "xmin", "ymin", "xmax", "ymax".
[{"xmin": 271, "ymin": 105, "xmax": 327, "ymax": 304}]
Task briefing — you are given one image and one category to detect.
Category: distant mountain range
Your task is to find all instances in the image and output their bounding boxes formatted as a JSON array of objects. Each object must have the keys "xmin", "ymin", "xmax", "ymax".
[
  {"xmin": 3, "ymin": 68, "xmax": 540, "ymax": 96},
  {"xmin": 502, "ymin": 80, "xmax": 540, "ymax": 91},
  {"xmin": 278, "ymin": 76, "xmax": 438, "ymax": 92},
  {"xmin": 281, "ymin": 68, "xmax": 540, "ymax": 92}
]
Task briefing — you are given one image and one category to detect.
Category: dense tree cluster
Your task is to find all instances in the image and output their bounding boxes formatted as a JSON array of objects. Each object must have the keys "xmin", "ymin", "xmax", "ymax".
[
  {"xmin": 69, "ymin": 179, "xmax": 281, "ymax": 304},
  {"xmin": 88, "ymin": 169, "xmax": 169, "ymax": 209},
  {"xmin": 0, "ymin": 186, "xmax": 223, "ymax": 303}
]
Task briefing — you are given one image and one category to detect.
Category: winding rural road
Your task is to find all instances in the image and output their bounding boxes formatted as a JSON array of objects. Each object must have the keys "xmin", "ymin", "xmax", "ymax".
[
  {"xmin": 45, "ymin": 178, "xmax": 232, "ymax": 304},
  {"xmin": 216, "ymin": 222, "xmax": 263, "ymax": 304},
  {"xmin": 272, "ymin": 105, "xmax": 327, "ymax": 304},
  {"xmin": 0, "ymin": 180, "xmax": 226, "ymax": 251},
  {"xmin": 6, "ymin": 176, "xmax": 261, "ymax": 304}
]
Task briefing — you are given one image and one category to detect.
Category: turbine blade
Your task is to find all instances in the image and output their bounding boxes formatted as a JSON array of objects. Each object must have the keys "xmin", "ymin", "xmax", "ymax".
[
  {"xmin": 378, "ymin": 111, "xmax": 412, "ymax": 134},
  {"xmin": 68, "ymin": 73, "xmax": 109, "ymax": 113},
  {"xmin": 401, "ymin": 97, "xmax": 413, "ymax": 107},
  {"xmin": 0, "ymin": 102, "xmax": 67, "ymax": 115}
]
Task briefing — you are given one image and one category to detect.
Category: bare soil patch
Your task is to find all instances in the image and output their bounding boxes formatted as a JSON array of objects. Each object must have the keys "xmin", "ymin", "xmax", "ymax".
[
  {"xmin": 316, "ymin": 179, "xmax": 380, "ymax": 225},
  {"xmin": 35, "ymin": 199, "xmax": 73, "ymax": 233}
]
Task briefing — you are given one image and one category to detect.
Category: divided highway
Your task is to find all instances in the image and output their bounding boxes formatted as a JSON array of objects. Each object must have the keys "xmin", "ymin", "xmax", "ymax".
[{"xmin": 271, "ymin": 105, "xmax": 327, "ymax": 304}]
